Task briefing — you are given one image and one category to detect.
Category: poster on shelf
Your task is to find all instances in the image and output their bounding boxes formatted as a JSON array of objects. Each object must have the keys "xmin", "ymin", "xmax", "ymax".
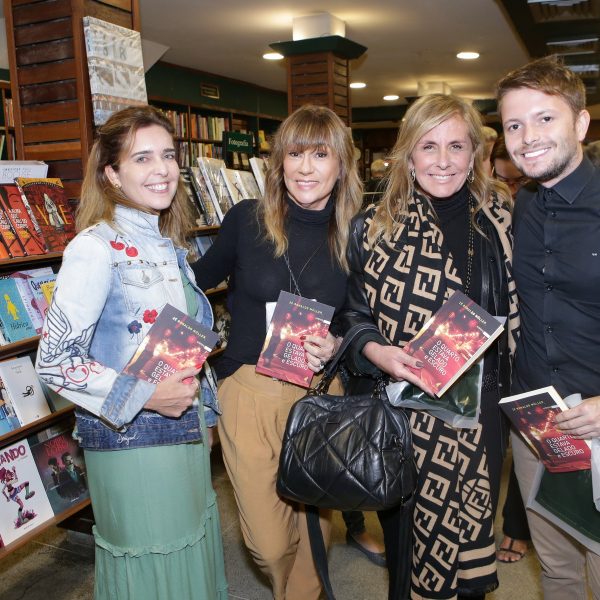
[{"xmin": 83, "ymin": 16, "xmax": 147, "ymax": 126}]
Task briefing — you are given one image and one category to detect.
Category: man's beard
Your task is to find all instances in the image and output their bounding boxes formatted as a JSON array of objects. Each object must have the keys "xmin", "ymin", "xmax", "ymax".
[{"xmin": 516, "ymin": 141, "xmax": 578, "ymax": 184}]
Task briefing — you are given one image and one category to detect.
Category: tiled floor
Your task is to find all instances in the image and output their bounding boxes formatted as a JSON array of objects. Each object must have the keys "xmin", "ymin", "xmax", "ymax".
[{"xmin": 1, "ymin": 448, "xmax": 542, "ymax": 600}]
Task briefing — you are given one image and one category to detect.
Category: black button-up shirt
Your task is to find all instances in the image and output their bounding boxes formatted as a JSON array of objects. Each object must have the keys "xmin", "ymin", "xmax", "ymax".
[{"xmin": 512, "ymin": 157, "xmax": 600, "ymax": 398}]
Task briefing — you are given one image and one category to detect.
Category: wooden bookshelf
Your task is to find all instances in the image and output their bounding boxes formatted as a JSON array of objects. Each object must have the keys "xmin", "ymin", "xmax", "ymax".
[{"xmin": 0, "ymin": 80, "xmax": 16, "ymax": 160}]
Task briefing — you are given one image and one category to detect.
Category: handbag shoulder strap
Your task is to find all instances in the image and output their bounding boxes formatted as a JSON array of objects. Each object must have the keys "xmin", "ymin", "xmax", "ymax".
[
  {"xmin": 306, "ymin": 505, "xmax": 336, "ymax": 600},
  {"xmin": 317, "ymin": 322, "xmax": 381, "ymax": 392}
]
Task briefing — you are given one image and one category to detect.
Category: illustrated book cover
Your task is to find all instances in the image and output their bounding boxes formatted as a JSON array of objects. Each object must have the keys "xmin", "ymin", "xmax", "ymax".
[
  {"xmin": 0, "ymin": 356, "xmax": 51, "ymax": 426},
  {"xmin": 27, "ymin": 273, "xmax": 57, "ymax": 323},
  {"xmin": 235, "ymin": 169, "xmax": 261, "ymax": 200},
  {"xmin": 197, "ymin": 156, "xmax": 233, "ymax": 223},
  {"xmin": 0, "ymin": 374, "xmax": 21, "ymax": 435},
  {"xmin": 220, "ymin": 167, "xmax": 246, "ymax": 205},
  {"xmin": 249, "ymin": 157, "xmax": 267, "ymax": 196},
  {"xmin": 256, "ymin": 291, "xmax": 334, "ymax": 388},
  {"xmin": 179, "ymin": 168, "xmax": 206, "ymax": 227},
  {"xmin": 403, "ymin": 290, "xmax": 504, "ymax": 397},
  {"xmin": 0, "ymin": 438, "xmax": 54, "ymax": 545},
  {"xmin": 0, "ymin": 183, "xmax": 47, "ymax": 256},
  {"xmin": 123, "ymin": 303, "xmax": 219, "ymax": 384},
  {"xmin": 187, "ymin": 166, "xmax": 219, "ymax": 226},
  {"xmin": 30, "ymin": 428, "xmax": 89, "ymax": 514},
  {"xmin": 14, "ymin": 178, "xmax": 77, "ymax": 252},
  {"xmin": 0, "ymin": 277, "xmax": 37, "ymax": 342},
  {"xmin": 9, "ymin": 267, "xmax": 55, "ymax": 334},
  {"xmin": 0, "ymin": 201, "xmax": 25, "ymax": 258},
  {"xmin": 500, "ymin": 386, "xmax": 591, "ymax": 473}
]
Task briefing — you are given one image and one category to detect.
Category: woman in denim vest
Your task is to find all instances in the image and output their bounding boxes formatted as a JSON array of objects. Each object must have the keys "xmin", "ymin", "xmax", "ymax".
[{"xmin": 35, "ymin": 106, "xmax": 227, "ymax": 600}]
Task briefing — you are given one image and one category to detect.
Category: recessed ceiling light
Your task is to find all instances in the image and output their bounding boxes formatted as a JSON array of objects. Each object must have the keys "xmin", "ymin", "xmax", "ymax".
[
  {"xmin": 350, "ymin": 82, "xmax": 366, "ymax": 89},
  {"xmin": 263, "ymin": 52, "xmax": 283, "ymax": 60},
  {"xmin": 383, "ymin": 94, "xmax": 399, "ymax": 101},
  {"xmin": 457, "ymin": 51, "xmax": 480, "ymax": 60}
]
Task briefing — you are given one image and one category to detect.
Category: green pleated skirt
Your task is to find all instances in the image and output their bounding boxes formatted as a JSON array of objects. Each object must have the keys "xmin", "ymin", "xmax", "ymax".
[{"xmin": 84, "ymin": 415, "xmax": 227, "ymax": 600}]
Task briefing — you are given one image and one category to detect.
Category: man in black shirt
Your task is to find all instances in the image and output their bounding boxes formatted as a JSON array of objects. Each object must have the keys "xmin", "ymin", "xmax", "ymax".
[{"xmin": 497, "ymin": 56, "xmax": 600, "ymax": 598}]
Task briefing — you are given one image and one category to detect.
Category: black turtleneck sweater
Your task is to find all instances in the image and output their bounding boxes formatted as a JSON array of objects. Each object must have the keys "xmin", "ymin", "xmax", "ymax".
[{"xmin": 192, "ymin": 197, "xmax": 347, "ymax": 379}]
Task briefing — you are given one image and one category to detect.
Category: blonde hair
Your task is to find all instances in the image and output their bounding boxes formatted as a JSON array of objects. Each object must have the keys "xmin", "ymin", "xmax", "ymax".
[
  {"xmin": 368, "ymin": 94, "xmax": 511, "ymax": 246},
  {"xmin": 258, "ymin": 105, "xmax": 362, "ymax": 272},
  {"xmin": 77, "ymin": 105, "xmax": 193, "ymax": 249}
]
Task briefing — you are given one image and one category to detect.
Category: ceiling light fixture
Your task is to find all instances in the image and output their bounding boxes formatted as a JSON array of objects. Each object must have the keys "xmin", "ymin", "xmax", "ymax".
[
  {"xmin": 350, "ymin": 82, "xmax": 366, "ymax": 89},
  {"xmin": 383, "ymin": 94, "xmax": 399, "ymax": 101},
  {"xmin": 457, "ymin": 51, "xmax": 479, "ymax": 60},
  {"xmin": 263, "ymin": 52, "xmax": 283, "ymax": 60}
]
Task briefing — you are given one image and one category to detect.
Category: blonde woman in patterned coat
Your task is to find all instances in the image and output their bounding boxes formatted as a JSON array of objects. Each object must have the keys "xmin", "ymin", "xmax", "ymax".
[{"xmin": 340, "ymin": 94, "xmax": 518, "ymax": 600}]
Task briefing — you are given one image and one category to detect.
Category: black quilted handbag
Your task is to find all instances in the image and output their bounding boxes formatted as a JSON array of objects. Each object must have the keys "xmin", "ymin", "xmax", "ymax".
[{"xmin": 276, "ymin": 323, "xmax": 418, "ymax": 600}]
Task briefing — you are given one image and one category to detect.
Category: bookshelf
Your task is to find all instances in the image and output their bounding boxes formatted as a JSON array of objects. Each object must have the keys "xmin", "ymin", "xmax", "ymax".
[{"xmin": 149, "ymin": 96, "xmax": 282, "ymax": 168}]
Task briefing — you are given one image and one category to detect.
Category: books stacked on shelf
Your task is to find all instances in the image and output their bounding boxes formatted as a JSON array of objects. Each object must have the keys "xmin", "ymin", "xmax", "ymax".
[
  {"xmin": 500, "ymin": 386, "xmax": 592, "ymax": 473},
  {"xmin": 123, "ymin": 304, "xmax": 219, "ymax": 384},
  {"xmin": 197, "ymin": 156, "xmax": 234, "ymax": 223},
  {"xmin": 0, "ymin": 161, "xmax": 47, "ymax": 184},
  {"xmin": 0, "ymin": 267, "xmax": 56, "ymax": 344},
  {"xmin": 403, "ymin": 290, "xmax": 504, "ymax": 397},
  {"xmin": 0, "ymin": 356, "xmax": 51, "ymax": 426},
  {"xmin": 180, "ymin": 169, "xmax": 206, "ymax": 227},
  {"xmin": 162, "ymin": 109, "xmax": 188, "ymax": 138},
  {"xmin": 0, "ymin": 438, "xmax": 55, "ymax": 545},
  {"xmin": 256, "ymin": 291, "xmax": 335, "ymax": 388},
  {"xmin": 191, "ymin": 115, "xmax": 228, "ymax": 141},
  {"xmin": 29, "ymin": 426, "xmax": 89, "ymax": 514},
  {"xmin": 249, "ymin": 157, "xmax": 268, "ymax": 196},
  {"xmin": 187, "ymin": 167, "xmax": 220, "ymax": 227}
]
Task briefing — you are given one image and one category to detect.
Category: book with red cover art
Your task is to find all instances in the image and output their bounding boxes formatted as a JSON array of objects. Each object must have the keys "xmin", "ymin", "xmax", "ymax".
[
  {"xmin": 256, "ymin": 291, "xmax": 335, "ymax": 388},
  {"xmin": 0, "ymin": 202, "xmax": 25, "ymax": 258},
  {"xmin": 403, "ymin": 290, "xmax": 504, "ymax": 397},
  {"xmin": 123, "ymin": 304, "xmax": 219, "ymax": 384},
  {"xmin": 499, "ymin": 386, "xmax": 591, "ymax": 473},
  {"xmin": 0, "ymin": 183, "xmax": 47, "ymax": 255},
  {"xmin": 14, "ymin": 178, "xmax": 76, "ymax": 252}
]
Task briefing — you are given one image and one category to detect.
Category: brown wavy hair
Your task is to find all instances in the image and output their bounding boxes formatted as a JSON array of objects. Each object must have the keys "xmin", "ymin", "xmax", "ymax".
[
  {"xmin": 367, "ymin": 94, "xmax": 511, "ymax": 246},
  {"xmin": 258, "ymin": 104, "xmax": 362, "ymax": 272},
  {"xmin": 76, "ymin": 105, "xmax": 193, "ymax": 249}
]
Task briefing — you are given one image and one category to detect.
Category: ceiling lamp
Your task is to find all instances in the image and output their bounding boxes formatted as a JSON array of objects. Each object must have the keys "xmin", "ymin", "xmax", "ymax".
[
  {"xmin": 350, "ymin": 82, "xmax": 366, "ymax": 89},
  {"xmin": 457, "ymin": 51, "xmax": 479, "ymax": 60},
  {"xmin": 263, "ymin": 52, "xmax": 283, "ymax": 60},
  {"xmin": 383, "ymin": 95, "xmax": 400, "ymax": 101}
]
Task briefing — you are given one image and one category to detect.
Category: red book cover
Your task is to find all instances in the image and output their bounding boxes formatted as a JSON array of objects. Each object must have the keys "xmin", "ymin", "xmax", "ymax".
[
  {"xmin": 0, "ymin": 203, "xmax": 24, "ymax": 258},
  {"xmin": 500, "ymin": 386, "xmax": 591, "ymax": 473},
  {"xmin": 256, "ymin": 291, "xmax": 335, "ymax": 388},
  {"xmin": 123, "ymin": 304, "xmax": 219, "ymax": 384},
  {"xmin": 0, "ymin": 183, "xmax": 47, "ymax": 255},
  {"xmin": 404, "ymin": 290, "xmax": 504, "ymax": 397},
  {"xmin": 14, "ymin": 178, "xmax": 76, "ymax": 252}
]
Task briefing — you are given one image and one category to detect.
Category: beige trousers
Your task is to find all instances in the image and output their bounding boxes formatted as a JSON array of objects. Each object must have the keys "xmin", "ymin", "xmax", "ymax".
[
  {"xmin": 218, "ymin": 365, "xmax": 338, "ymax": 600},
  {"xmin": 512, "ymin": 431, "xmax": 600, "ymax": 600}
]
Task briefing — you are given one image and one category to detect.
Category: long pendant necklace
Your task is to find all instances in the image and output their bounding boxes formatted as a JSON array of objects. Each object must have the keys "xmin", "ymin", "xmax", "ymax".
[
  {"xmin": 283, "ymin": 241, "xmax": 325, "ymax": 296},
  {"xmin": 464, "ymin": 195, "xmax": 476, "ymax": 296}
]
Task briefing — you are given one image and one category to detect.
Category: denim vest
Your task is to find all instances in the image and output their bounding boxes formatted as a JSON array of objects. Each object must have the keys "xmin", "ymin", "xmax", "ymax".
[{"xmin": 36, "ymin": 205, "xmax": 219, "ymax": 450}]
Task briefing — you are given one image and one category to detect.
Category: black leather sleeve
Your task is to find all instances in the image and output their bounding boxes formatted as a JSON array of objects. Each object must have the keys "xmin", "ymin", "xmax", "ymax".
[{"xmin": 338, "ymin": 212, "xmax": 389, "ymax": 376}]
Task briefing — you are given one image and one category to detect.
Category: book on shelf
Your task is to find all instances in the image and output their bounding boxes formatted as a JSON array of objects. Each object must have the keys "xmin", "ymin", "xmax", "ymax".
[
  {"xmin": 403, "ymin": 290, "xmax": 504, "ymax": 397},
  {"xmin": 123, "ymin": 303, "xmax": 219, "ymax": 384},
  {"xmin": 500, "ymin": 386, "xmax": 591, "ymax": 473},
  {"xmin": 220, "ymin": 167, "xmax": 246, "ymax": 205},
  {"xmin": 0, "ymin": 356, "xmax": 51, "ymax": 426},
  {"xmin": 0, "ymin": 161, "xmax": 47, "ymax": 184},
  {"xmin": 0, "ymin": 374, "xmax": 21, "ymax": 435},
  {"xmin": 256, "ymin": 291, "xmax": 334, "ymax": 388},
  {"xmin": 235, "ymin": 169, "xmax": 261, "ymax": 200},
  {"xmin": 197, "ymin": 156, "xmax": 233, "ymax": 223},
  {"xmin": 257, "ymin": 130, "xmax": 270, "ymax": 153},
  {"xmin": 179, "ymin": 168, "xmax": 206, "ymax": 227},
  {"xmin": 29, "ymin": 427, "xmax": 89, "ymax": 514},
  {"xmin": 0, "ymin": 200, "xmax": 25, "ymax": 258},
  {"xmin": 192, "ymin": 234, "xmax": 216, "ymax": 257},
  {"xmin": 0, "ymin": 277, "xmax": 37, "ymax": 342},
  {"xmin": 0, "ymin": 438, "xmax": 55, "ymax": 545},
  {"xmin": 27, "ymin": 273, "xmax": 57, "ymax": 324},
  {"xmin": 249, "ymin": 157, "xmax": 268, "ymax": 196},
  {"xmin": 9, "ymin": 267, "xmax": 55, "ymax": 334},
  {"xmin": 212, "ymin": 296, "xmax": 231, "ymax": 350},
  {"xmin": 0, "ymin": 183, "xmax": 47, "ymax": 256},
  {"xmin": 0, "ymin": 135, "xmax": 5, "ymax": 160},
  {"xmin": 14, "ymin": 178, "xmax": 77, "ymax": 252},
  {"xmin": 40, "ymin": 280, "xmax": 55, "ymax": 306},
  {"xmin": 187, "ymin": 166, "xmax": 219, "ymax": 226}
]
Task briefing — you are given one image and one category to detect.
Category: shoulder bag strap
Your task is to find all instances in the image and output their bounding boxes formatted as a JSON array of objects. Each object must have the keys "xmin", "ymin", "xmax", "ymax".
[{"xmin": 306, "ymin": 505, "xmax": 336, "ymax": 600}]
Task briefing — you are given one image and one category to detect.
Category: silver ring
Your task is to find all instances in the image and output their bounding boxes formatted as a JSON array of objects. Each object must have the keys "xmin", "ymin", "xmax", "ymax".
[{"xmin": 319, "ymin": 360, "xmax": 325, "ymax": 368}]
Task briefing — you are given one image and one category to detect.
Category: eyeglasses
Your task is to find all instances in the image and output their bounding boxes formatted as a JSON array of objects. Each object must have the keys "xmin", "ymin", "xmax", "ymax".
[{"xmin": 492, "ymin": 170, "xmax": 529, "ymax": 187}]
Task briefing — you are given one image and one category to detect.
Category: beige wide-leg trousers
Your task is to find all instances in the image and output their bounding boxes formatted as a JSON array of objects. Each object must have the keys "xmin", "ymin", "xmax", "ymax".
[{"xmin": 218, "ymin": 365, "xmax": 339, "ymax": 600}]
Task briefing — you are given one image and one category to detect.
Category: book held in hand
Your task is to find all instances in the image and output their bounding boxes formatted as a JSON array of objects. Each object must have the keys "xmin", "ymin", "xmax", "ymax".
[
  {"xmin": 256, "ymin": 291, "xmax": 335, "ymax": 388},
  {"xmin": 123, "ymin": 304, "xmax": 219, "ymax": 384},
  {"xmin": 403, "ymin": 290, "xmax": 504, "ymax": 397},
  {"xmin": 500, "ymin": 386, "xmax": 591, "ymax": 473}
]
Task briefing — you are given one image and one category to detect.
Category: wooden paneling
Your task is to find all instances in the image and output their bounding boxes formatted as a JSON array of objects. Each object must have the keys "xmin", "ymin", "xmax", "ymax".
[
  {"xmin": 14, "ymin": 17, "xmax": 72, "ymax": 45},
  {"xmin": 47, "ymin": 159, "xmax": 84, "ymax": 180},
  {"xmin": 23, "ymin": 120, "xmax": 80, "ymax": 143},
  {"xmin": 16, "ymin": 38, "xmax": 74, "ymax": 66},
  {"xmin": 20, "ymin": 80, "xmax": 78, "ymax": 104},
  {"xmin": 21, "ymin": 100, "xmax": 80, "ymax": 124},
  {"xmin": 12, "ymin": 0, "xmax": 72, "ymax": 26},
  {"xmin": 18, "ymin": 60, "xmax": 76, "ymax": 85}
]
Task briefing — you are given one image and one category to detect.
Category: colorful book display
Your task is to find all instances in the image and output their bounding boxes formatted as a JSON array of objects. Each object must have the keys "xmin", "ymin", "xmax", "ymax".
[
  {"xmin": 14, "ymin": 178, "xmax": 76, "ymax": 252},
  {"xmin": 256, "ymin": 291, "xmax": 334, "ymax": 388},
  {"xmin": 403, "ymin": 290, "xmax": 504, "ymax": 397},
  {"xmin": 124, "ymin": 304, "xmax": 219, "ymax": 384},
  {"xmin": 500, "ymin": 386, "xmax": 592, "ymax": 473},
  {"xmin": 0, "ymin": 277, "xmax": 37, "ymax": 342},
  {"xmin": 0, "ymin": 439, "xmax": 54, "ymax": 545}
]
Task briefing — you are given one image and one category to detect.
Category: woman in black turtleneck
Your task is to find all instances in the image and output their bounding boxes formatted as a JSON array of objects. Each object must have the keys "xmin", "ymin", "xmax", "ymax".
[
  {"xmin": 192, "ymin": 105, "xmax": 362, "ymax": 600},
  {"xmin": 340, "ymin": 94, "xmax": 518, "ymax": 600}
]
